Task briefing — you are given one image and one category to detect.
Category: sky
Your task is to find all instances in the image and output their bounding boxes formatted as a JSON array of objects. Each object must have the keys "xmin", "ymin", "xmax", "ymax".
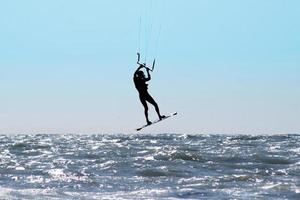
[{"xmin": 0, "ymin": 0, "xmax": 299, "ymax": 134}]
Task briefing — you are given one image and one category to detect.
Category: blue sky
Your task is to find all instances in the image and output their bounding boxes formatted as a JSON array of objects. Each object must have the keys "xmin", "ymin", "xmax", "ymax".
[{"xmin": 0, "ymin": 0, "xmax": 299, "ymax": 134}]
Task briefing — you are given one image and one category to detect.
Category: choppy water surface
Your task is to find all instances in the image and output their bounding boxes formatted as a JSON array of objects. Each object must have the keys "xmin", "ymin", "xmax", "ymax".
[{"xmin": 0, "ymin": 134, "xmax": 299, "ymax": 199}]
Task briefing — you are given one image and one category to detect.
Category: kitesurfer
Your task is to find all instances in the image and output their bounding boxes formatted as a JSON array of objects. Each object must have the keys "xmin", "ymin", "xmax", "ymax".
[{"xmin": 133, "ymin": 63, "xmax": 165, "ymax": 125}]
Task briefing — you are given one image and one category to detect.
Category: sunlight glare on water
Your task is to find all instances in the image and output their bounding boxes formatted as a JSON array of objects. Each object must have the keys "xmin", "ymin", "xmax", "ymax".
[{"xmin": 0, "ymin": 134, "xmax": 299, "ymax": 199}]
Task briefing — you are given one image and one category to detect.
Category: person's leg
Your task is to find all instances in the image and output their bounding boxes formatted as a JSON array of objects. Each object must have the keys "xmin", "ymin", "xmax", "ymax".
[
  {"xmin": 139, "ymin": 94, "xmax": 151, "ymax": 125},
  {"xmin": 145, "ymin": 92, "xmax": 165, "ymax": 120}
]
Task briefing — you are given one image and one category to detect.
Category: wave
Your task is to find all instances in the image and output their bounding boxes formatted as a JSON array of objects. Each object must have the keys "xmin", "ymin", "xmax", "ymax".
[{"xmin": 0, "ymin": 133, "xmax": 299, "ymax": 199}]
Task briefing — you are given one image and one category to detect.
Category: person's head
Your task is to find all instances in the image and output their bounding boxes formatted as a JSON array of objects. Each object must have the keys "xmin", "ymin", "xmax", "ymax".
[{"xmin": 136, "ymin": 70, "xmax": 145, "ymax": 79}]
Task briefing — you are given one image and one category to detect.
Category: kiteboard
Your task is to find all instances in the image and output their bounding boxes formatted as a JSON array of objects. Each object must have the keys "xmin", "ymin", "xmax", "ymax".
[{"xmin": 136, "ymin": 112, "xmax": 178, "ymax": 131}]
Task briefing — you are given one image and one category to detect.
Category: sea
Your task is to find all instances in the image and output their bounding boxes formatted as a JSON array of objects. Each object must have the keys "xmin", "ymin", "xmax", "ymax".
[{"xmin": 0, "ymin": 134, "xmax": 299, "ymax": 200}]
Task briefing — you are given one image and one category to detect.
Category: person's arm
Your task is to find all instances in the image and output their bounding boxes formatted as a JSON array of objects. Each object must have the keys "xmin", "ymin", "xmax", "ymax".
[{"xmin": 145, "ymin": 67, "xmax": 151, "ymax": 81}]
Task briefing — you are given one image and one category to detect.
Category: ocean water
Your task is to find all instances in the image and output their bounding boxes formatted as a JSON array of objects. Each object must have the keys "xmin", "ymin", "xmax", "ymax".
[{"xmin": 0, "ymin": 134, "xmax": 299, "ymax": 200}]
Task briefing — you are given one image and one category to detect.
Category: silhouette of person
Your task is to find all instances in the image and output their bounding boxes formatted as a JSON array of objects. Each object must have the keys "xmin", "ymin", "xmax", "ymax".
[{"xmin": 134, "ymin": 63, "xmax": 165, "ymax": 125}]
